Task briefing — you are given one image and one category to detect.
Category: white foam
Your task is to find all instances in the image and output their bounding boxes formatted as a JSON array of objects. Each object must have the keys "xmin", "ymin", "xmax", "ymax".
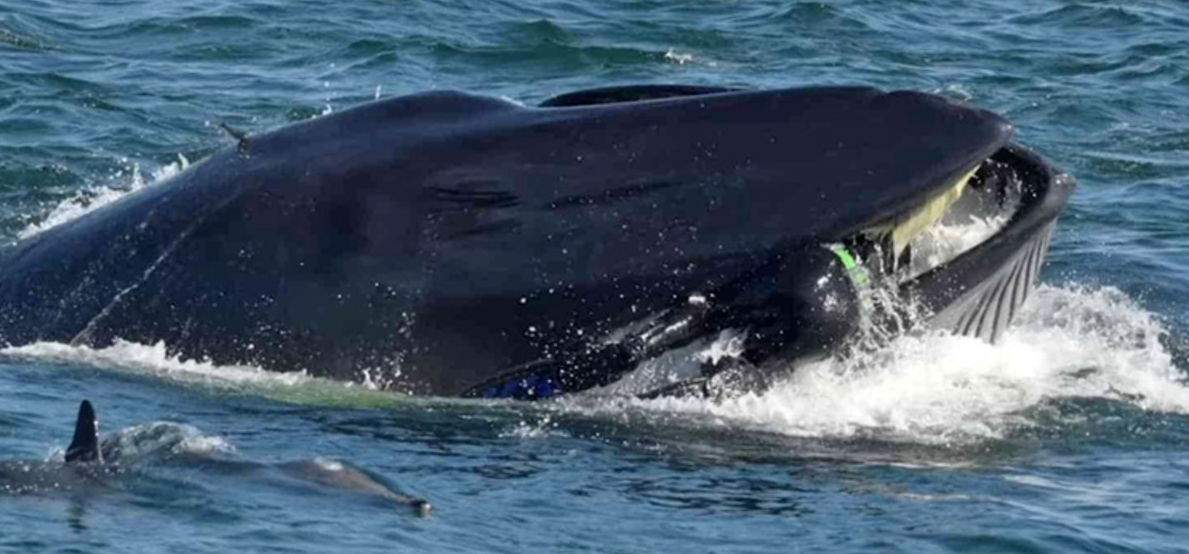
[
  {"xmin": 177, "ymin": 434, "xmax": 236, "ymax": 456},
  {"xmin": 17, "ymin": 154, "xmax": 190, "ymax": 239},
  {"xmin": 1, "ymin": 339, "xmax": 310, "ymax": 387},
  {"xmin": 0, "ymin": 339, "xmax": 407, "ymax": 408},
  {"xmin": 664, "ymin": 48, "xmax": 696, "ymax": 65},
  {"xmin": 313, "ymin": 457, "xmax": 345, "ymax": 472},
  {"xmin": 102, "ymin": 421, "xmax": 236, "ymax": 461},
  {"xmin": 567, "ymin": 284, "xmax": 1186, "ymax": 444},
  {"xmin": 500, "ymin": 415, "xmax": 568, "ymax": 439}
]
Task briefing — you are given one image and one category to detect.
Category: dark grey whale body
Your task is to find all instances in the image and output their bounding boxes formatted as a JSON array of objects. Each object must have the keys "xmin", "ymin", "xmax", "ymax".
[{"xmin": 0, "ymin": 85, "xmax": 1074, "ymax": 398}]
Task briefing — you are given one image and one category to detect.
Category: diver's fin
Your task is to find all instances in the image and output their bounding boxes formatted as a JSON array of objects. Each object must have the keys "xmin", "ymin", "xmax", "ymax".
[{"xmin": 65, "ymin": 400, "xmax": 103, "ymax": 464}]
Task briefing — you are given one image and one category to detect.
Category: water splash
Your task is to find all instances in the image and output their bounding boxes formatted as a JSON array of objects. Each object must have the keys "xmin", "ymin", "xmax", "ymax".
[
  {"xmin": 577, "ymin": 284, "xmax": 1186, "ymax": 444},
  {"xmin": 17, "ymin": 154, "xmax": 190, "ymax": 240},
  {"xmin": 100, "ymin": 422, "xmax": 236, "ymax": 463},
  {"xmin": 3, "ymin": 339, "xmax": 307, "ymax": 387},
  {"xmin": 664, "ymin": 48, "xmax": 696, "ymax": 65},
  {"xmin": 500, "ymin": 414, "xmax": 568, "ymax": 439},
  {"xmin": 0, "ymin": 340, "xmax": 403, "ymax": 408}
]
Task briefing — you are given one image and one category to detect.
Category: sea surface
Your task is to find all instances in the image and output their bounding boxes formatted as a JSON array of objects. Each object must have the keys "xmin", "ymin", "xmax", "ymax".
[{"xmin": 1, "ymin": 0, "xmax": 1188, "ymax": 552}]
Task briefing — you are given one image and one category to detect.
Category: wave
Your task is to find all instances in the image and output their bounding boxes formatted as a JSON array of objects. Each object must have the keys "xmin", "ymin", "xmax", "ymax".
[
  {"xmin": 0, "ymin": 340, "xmax": 399, "ymax": 409},
  {"xmin": 99, "ymin": 421, "xmax": 236, "ymax": 463}
]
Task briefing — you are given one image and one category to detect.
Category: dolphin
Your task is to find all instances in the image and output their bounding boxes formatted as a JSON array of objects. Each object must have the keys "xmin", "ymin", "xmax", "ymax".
[
  {"xmin": 0, "ymin": 401, "xmax": 114, "ymax": 494},
  {"xmin": 0, "ymin": 85, "xmax": 1074, "ymax": 399},
  {"xmin": 0, "ymin": 401, "xmax": 431, "ymax": 516}
]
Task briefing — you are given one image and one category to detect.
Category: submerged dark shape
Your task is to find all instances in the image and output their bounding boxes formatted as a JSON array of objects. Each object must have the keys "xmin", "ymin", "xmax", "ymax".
[{"xmin": 0, "ymin": 85, "xmax": 1075, "ymax": 398}]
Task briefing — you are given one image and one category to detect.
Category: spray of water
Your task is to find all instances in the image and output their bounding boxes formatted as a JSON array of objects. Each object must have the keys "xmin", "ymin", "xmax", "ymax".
[
  {"xmin": 101, "ymin": 421, "xmax": 236, "ymax": 462},
  {"xmin": 17, "ymin": 154, "xmax": 190, "ymax": 240},
  {"xmin": 3, "ymin": 339, "xmax": 304, "ymax": 386},
  {"xmin": 580, "ymin": 284, "xmax": 1185, "ymax": 444},
  {"xmin": 0, "ymin": 340, "xmax": 400, "ymax": 408}
]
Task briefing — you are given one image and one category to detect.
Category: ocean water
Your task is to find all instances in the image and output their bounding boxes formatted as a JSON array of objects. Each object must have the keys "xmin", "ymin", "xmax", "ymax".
[{"xmin": 1, "ymin": 0, "xmax": 1187, "ymax": 552}]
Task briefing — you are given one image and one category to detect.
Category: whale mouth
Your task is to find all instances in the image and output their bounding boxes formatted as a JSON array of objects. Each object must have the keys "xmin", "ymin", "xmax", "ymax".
[
  {"xmin": 846, "ymin": 148, "xmax": 1030, "ymax": 283},
  {"xmin": 460, "ymin": 141, "xmax": 1075, "ymax": 401},
  {"xmin": 610, "ymin": 144, "xmax": 1074, "ymax": 400},
  {"xmin": 884, "ymin": 143, "xmax": 1076, "ymax": 343},
  {"xmin": 899, "ymin": 160, "xmax": 1020, "ymax": 281}
]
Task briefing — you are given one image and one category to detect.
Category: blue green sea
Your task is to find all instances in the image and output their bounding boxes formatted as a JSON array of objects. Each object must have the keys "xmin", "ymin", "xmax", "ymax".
[{"xmin": 2, "ymin": 0, "xmax": 1188, "ymax": 552}]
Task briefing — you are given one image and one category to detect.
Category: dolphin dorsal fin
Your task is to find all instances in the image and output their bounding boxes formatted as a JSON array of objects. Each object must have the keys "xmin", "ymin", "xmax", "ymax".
[{"xmin": 65, "ymin": 400, "xmax": 103, "ymax": 464}]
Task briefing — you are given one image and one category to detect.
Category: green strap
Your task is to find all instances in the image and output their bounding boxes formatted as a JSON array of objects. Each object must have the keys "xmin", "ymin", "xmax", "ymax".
[{"xmin": 828, "ymin": 243, "xmax": 870, "ymax": 286}]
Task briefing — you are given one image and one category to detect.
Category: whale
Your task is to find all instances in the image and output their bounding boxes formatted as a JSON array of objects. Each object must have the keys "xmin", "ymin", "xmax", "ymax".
[{"xmin": 0, "ymin": 85, "xmax": 1075, "ymax": 399}]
